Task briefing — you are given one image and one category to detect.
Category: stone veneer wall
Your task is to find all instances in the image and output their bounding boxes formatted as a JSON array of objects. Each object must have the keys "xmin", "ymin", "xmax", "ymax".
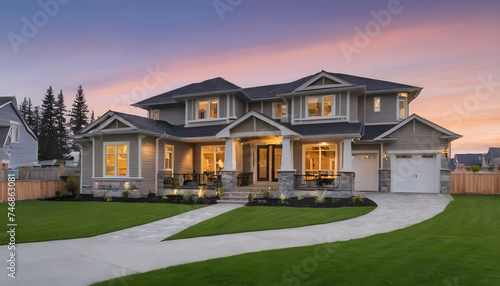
[
  {"xmin": 92, "ymin": 180, "xmax": 144, "ymax": 198},
  {"xmin": 338, "ymin": 172, "xmax": 355, "ymax": 194},
  {"xmin": 379, "ymin": 169, "xmax": 391, "ymax": 192},
  {"xmin": 440, "ymin": 169, "xmax": 451, "ymax": 194},
  {"xmin": 278, "ymin": 170, "xmax": 295, "ymax": 198},
  {"xmin": 220, "ymin": 170, "xmax": 238, "ymax": 192}
]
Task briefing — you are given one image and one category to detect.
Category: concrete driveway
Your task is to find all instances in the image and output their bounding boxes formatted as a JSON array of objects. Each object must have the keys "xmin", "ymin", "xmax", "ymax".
[{"xmin": 0, "ymin": 193, "xmax": 450, "ymax": 286}]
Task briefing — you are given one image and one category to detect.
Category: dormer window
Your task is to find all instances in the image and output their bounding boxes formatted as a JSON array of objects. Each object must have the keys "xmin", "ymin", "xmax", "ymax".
[
  {"xmin": 197, "ymin": 98, "xmax": 218, "ymax": 120},
  {"xmin": 306, "ymin": 95, "xmax": 335, "ymax": 118},
  {"xmin": 397, "ymin": 93, "xmax": 408, "ymax": 120}
]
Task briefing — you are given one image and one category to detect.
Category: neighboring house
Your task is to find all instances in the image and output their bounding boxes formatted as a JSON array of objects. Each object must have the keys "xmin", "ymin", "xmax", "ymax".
[
  {"xmin": 485, "ymin": 147, "xmax": 500, "ymax": 168},
  {"xmin": 73, "ymin": 71, "xmax": 461, "ymax": 196},
  {"xmin": 0, "ymin": 96, "xmax": 38, "ymax": 168},
  {"xmin": 454, "ymin": 153, "xmax": 486, "ymax": 172}
]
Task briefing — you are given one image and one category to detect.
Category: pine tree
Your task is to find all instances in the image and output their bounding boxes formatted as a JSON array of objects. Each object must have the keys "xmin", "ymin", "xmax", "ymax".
[
  {"xmin": 26, "ymin": 98, "xmax": 34, "ymax": 130},
  {"xmin": 32, "ymin": 106, "xmax": 41, "ymax": 137},
  {"xmin": 90, "ymin": 110, "xmax": 95, "ymax": 123},
  {"xmin": 39, "ymin": 86, "xmax": 59, "ymax": 160},
  {"xmin": 18, "ymin": 97, "xmax": 28, "ymax": 120},
  {"xmin": 55, "ymin": 90, "xmax": 70, "ymax": 157},
  {"xmin": 69, "ymin": 85, "xmax": 89, "ymax": 133}
]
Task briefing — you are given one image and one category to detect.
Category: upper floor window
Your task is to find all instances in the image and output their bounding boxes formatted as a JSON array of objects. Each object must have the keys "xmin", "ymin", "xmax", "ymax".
[
  {"xmin": 272, "ymin": 102, "xmax": 288, "ymax": 118},
  {"xmin": 197, "ymin": 98, "xmax": 218, "ymax": 120},
  {"xmin": 307, "ymin": 95, "xmax": 335, "ymax": 118},
  {"xmin": 104, "ymin": 142, "xmax": 128, "ymax": 177},
  {"xmin": 10, "ymin": 121, "xmax": 19, "ymax": 143},
  {"xmin": 374, "ymin": 97, "xmax": 381, "ymax": 112},
  {"xmin": 398, "ymin": 93, "xmax": 408, "ymax": 120},
  {"xmin": 152, "ymin": 110, "xmax": 159, "ymax": 121},
  {"xmin": 165, "ymin": 145, "xmax": 174, "ymax": 176}
]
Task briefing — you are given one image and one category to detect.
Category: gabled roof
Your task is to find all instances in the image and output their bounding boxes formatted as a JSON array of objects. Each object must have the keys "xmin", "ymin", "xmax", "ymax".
[
  {"xmin": 0, "ymin": 97, "xmax": 37, "ymax": 140},
  {"xmin": 487, "ymin": 147, "xmax": 500, "ymax": 158},
  {"xmin": 372, "ymin": 114, "xmax": 462, "ymax": 141},
  {"xmin": 0, "ymin": 126, "xmax": 11, "ymax": 148},
  {"xmin": 133, "ymin": 77, "xmax": 242, "ymax": 107},
  {"xmin": 216, "ymin": 111, "xmax": 300, "ymax": 138},
  {"xmin": 454, "ymin": 154, "xmax": 485, "ymax": 167},
  {"xmin": 361, "ymin": 124, "xmax": 397, "ymax": 141},
  {"xmin": 0, "ymin": 96, "xmax": 17, "ymax": 107}
]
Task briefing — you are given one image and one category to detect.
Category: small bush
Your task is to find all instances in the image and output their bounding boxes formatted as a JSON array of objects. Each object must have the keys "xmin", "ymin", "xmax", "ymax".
[
  {"xmin": 258, "ymin": 199, "xmax": 267, "ymax": 205},
  {"xmin": 262, "ymin": 189, "xmax": 270, "ymax": 199},
  {"xmin": 216, "ymin": 187, "xmax": 226, "ymax": 200},
  {"xmin": 187, "ymin": 191, "xmax": 197, "ymax": 196},
  {"xmin": 73, "ymin": 194, "xmax": 82, "ymax": 201},
  {"xmin": 351, "ymin": 194, "xmax": 364, "ymax": 206},
  {"xmin": 279, "ymin": 192, "xmax": 289, "ymax": 205},
  {"xmin": 64, "ymin": 178, "xmax": 78, "ymax": 191},
  {"xmin": 161, "ymin": 196, "xmax": 168, "ymax": 200},
  {"xmin": 314, "ymin": 189, "xmax": 326, "ymax": 204},
  {"xmin": 55, "ymin": 190, "xmax": 61, "ymax": 198},
  {"xmin": 122, "ymin": 190, "xmax": 129, "ymax": 199},
  {"xmin": 472, "ymin": 165, "xmax": 480, "ymax": 172},
  {"xmin": 106, "ymin": 197, "xmax": 113, "ymax": 202},
  {"xmin": 182, "ymin": 194, "xmax": 193, "ymax": 204},
  {"xmin": 297, "ymin": 194, "xmax": 304, "ymax": 200},
  {"xmin": 102, "ymin": 191, "xmax": 108, "ymax": 199},
  {"xmin": 248, "ymin": 193, "xmax": 254, "ymax": 203}
]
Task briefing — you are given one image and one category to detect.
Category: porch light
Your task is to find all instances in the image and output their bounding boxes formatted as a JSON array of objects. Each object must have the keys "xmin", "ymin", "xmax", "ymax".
[
  {"xmin": 442, "ymin": 148, "xmax": 449, "ymax": 159},
  {"xmin": 383, "ymin": 151, "xmax": 389, "ymax": 160}
]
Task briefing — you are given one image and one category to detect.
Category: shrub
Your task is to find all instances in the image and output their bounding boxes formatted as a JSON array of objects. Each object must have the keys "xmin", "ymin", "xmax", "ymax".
[
  {"xmin": 315, "ymin": 189, "xmax": 326, "ymax": 204},
  {"xmin": 106, "ymin": 197, "xmax": 113, "ymax": 202},
  {"xmin": 147, "ymin": 191, "xmax": 155, "ymax": 199},
  {"xmin": 122, "ymin": 190, "xmax": 129, "ymax": 199},
  {"xmin": 187, "ymin": 191, "xmax": 197, "ymax": 196},
  {"xmin": 196, "ymin": 197, "xmax": 205, "ymax": 204},
  {"xmin": 55, "ymin": 190, "xmax": 61, "ymax": 198},
  {"xmin": 64, "ymin": 178, "xmax": 78, "ymax": 191},
  {"xmin": 126, "ymin": 183, "xmax": 138, "ymax": 191},
  {"xmin": 279, "ymin": 192, "xmax": 289, "ymax": 206},
  {"xmin": 258, "ymin": 199, "xmax": 267, "ymax": 205},
  {"xmin": 73, "ymin": 194, "xmax": 81, "ymax": 201},
  {"xmin": 182, "ymin": 194, "xmax": 192, "ymax": 203},
  {"xmin": 216, "ymin": 187, "xmax": 226, "ymax": 200},
  {"xmin": 472, "ymin": 165, "xmax": 480, "ymax": 172},
  {"xmin": 298, "ymin": 194, "xmax": 304, "ymax": 200},
  {"xmin": 248, "ymin": 192, "xmax": 254, "ymax": 203},
  {"xmin": 161, "ymin": 196, "xmax": 168, "ymax": 200},
  {"xmin": 262, "ymin": 189, "xmax": 270, "ymax": 199},
  {"xmin": 351, "ymin": 194, "xmax": 364, "ymax": 206},
  {"xmin": 102, "ymin": 191, "xmax": 108, "ymax": 199}
]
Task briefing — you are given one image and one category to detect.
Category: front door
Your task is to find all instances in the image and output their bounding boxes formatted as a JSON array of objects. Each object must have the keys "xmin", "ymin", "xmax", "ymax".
[
  {"xmin": 272, "ymin": 146, "xmax": 282, "ymax": 181},
  {"xmin": 257, "ymin": 146, "xmax": 269, "ymax": 181}
]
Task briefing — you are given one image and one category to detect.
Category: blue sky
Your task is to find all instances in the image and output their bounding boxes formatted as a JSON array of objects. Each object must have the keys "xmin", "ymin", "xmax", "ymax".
[{"xmin": 1, "ymin": 0, "xmax": 499, "ymax": 153}]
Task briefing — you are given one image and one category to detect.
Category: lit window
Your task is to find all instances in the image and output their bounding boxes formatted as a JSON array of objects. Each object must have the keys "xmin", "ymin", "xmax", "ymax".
[
  {"xmin": 105, "ymin": 143, "xmax": 128, "ymax": 176},
  {"xmin": 165, "ymin": 145, "xmax": 174, "ymax": 176},
  {"xmin": 152, "ymin": 110, "xmax": 159, "ymax": 120},
  {"xmin": 198, "ymin": 99, "xmax": 218, "ymax": 120},
  {"xmin": 307, "ymin": 96, "xmax": 335, "ymax": 118},
  {"xmin": 374, "ymin": 97, "xmax": 381, "ymax": 112},
  {"xmin": 304, "ymin": 145, "xmax": 336, "ymax": 174},
  {"xmin": 272, "ymin": 102, "xmax": 288, "ymax": 118},
  {"xmin": 398, "ymin": 93, "xmax": 408, "ymax": 119},
  {"xmin": 201, "ymin": 146, "xmax": 225, "ymax": 173},
  {"xmin": 10, "ymin": 122, "xmax": 19, "ymax": 143}
]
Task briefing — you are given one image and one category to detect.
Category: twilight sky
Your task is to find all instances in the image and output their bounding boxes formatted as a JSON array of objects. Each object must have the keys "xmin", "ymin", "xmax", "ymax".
[{"xmin": 1, "ymin": 0, "xmax": 499, "ymax": 155}]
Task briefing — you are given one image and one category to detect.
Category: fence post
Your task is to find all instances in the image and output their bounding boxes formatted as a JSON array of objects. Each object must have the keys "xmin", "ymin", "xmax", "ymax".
[{"xmin": 60, "ymin": 162, "xmax": 65, "ymax": 177}]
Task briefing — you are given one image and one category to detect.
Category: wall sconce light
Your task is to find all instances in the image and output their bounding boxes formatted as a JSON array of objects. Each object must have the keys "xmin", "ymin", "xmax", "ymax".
[
  {"xmin": 383, "ymin": 151, "xmax": 389, "ymax": 160},
  {"xmin": 442, "ymin": 148, "xmax": 449, "ymax": 159}
]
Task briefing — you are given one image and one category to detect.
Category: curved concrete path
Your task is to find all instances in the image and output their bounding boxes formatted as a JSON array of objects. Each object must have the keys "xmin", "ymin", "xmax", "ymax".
[{"xmin": 1, "ymin": 193, "xmax": 450, "ymax": 286}]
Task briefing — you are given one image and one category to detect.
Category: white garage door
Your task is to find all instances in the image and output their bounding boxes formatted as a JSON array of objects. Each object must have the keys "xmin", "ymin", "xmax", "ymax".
[
  {"xmin": 352, "ymin": 153, "xmax": 378, "ymax": 191},
  {"xmin": 393, "ymin": 154, "xmax": 439, "ymax": 193}
]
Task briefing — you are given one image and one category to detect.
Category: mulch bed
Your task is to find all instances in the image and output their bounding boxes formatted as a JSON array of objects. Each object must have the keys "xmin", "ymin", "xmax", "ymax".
[
  {"xmin": 246, "ymin": 197, "xmax": 377, "ymax": 208},
  {"xmin": 42, "ymin": 194, "xmax": 218, "ymax": 205}
]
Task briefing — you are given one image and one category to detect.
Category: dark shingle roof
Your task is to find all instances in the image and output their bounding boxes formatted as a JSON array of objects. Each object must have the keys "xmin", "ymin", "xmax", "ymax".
[
  {"xmin": 0, "ymin": 96, "xmax": 15, "ymax": 106},
  {"xmin": 455, "ymin": 154, "xmax": 485, "ymax": 167},
  {"xmin": 133, "ymin": 77, "xmax": 240, "ymax": 107},
  {"xmin": 361, "ymin": 124, "xmax": 397, "ymax": 141},
  {"xmin": 332, "ymin": 73, "xmax": 418, "ymax": 92},
  {"xmin": 285, "ymin": 122, "xmax": 362, "ymax": 136}
]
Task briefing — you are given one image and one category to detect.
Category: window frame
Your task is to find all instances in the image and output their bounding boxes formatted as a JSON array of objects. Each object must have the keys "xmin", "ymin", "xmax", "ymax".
[
  {"xmin": 272, "ymin": 102, "xmax": 288, "ymax": 119},
  {"xmin": 302, "ymin": 143, "xmax": 338, "ymax": 175},
  {"xmin": 374, "ymin": 97, "xmax": 381, "ymax": 112},
  {"xmin": 196, "ymin": 97, "xmax": 219, "ymax": 120},
  {"xmin": 397, "ymin": 93, "xmax": 408, "ymax": 120},
  {"xmin": 103, "ymin": 141, "xmax": 129, "ymax": 177},
  {"xmin": 201, "ymin": 145, "xmax": 225, "ymax": 173},
  {"xmin": 305, "ymin": 95, "xmax": 336, "ymax": 118},
  {"xmin": 152, "ymin": 109, "xmax": 159, "ymax": 121},
  {"xmin": 10, "ymin": 121, "xmax": 19, "ymax": 143},
  {"xmin": 164, "ymin": 144, "xmax": 174, "ymax": 175}
]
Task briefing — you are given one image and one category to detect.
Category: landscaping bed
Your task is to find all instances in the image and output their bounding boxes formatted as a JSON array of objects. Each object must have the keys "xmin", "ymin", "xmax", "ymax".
[
  {"xmin": 42, "ymin": 194, "xmax": 218, "ymax": 204},
  {"xmin": 246, "ymin": 196, "xmax": 377, "ymax": 208}
]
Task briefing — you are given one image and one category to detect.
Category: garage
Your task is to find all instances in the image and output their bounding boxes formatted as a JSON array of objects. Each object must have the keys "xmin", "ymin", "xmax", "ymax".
[
  {"xmin": 352, "ymin": 152, "xmax": 379, "ymax": 191},
  {"xmin": 392, "ymin": 153, "xmax": 439, "ymax": 193}
]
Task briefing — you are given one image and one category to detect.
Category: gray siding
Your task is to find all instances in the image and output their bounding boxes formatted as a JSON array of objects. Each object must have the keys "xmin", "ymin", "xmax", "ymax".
[
  {"xmin": 159, "ymin": 139, "xmax": 194, "ymax": 174},
  {"xmin": 242, "ymin": 144, "xmax": 251, "ymax": 173},
  {"xmin": 157, "ymin": 104, "xmax": 185, "ymax": 125},
  {"xmin": 95, "ymin": 134, "xmax": 139, "ymax": 177},
  {"xmin": 79, "ymin": 140, "xmax": 93, "ymax": 186},
  {"xmin": 293, "ymin": 97, "xmax": 300, "ymax": 119},
  {"xmin": 0, "ymin": 103, "xmax": 38, "ymax": 167},
  {"xmin": 262, "ymin": 101, "xmax": 273, "ymax": 117},
  {"xmin": 220, "ymin": 95, "xmax": 228, "ymax": 118},
  {"xmin": 235, "ymin": 97, "xmax": 246, "ymax": 117},
  {"xmin": 248, "ymin": 102, "xmax": 261, "ymax": 113},
  {"xmin": 349, "ymin": 94, "xmax": 358, "ymax": 122},
  {"xmin": 365, "ymin": 94, "xmax": 398, "ymax": 123},
  {"xmin": 382, "ymin": 120, "xmax": 450, "ymax": 169}
]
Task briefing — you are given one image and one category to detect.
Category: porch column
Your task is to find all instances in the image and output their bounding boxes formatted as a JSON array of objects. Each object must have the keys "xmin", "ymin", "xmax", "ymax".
[
  {"xmin": 280, "ymin": 136, "xmax": 295, "ymax": 171},
  {"xmin": 223, "ymin": 137, "xmax": 237, "ymax": 171},
  {"xmin": 342, "ymin": 138, "xmax": 353, "ymax": 171}
]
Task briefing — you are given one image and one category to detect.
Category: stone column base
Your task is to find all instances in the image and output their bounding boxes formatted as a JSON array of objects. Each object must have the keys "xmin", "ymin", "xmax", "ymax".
[
  {"xmin": 278, "ymin": 170, "xmax": 296, "ymax": 198},
  {"xmin": 339, "ymin": 171, "xmax": 355, "ymax": 195},
  {"xmin": 220, "ymin": 170, "xmax": 238, "ymax": 192},
  {"xmin": 379, "ymin": 169, "xmax": 391, "ymax": 192},
  {"xmin": 440, "ymin": 169, "xmax": 451, "ymax": 194}
]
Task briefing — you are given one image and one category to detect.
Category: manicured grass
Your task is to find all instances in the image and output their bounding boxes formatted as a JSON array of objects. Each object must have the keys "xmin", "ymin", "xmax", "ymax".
[
  {"xmin": 166, "ymin": 206, "xmax": 375, "ymax": 240},
  {"xmin": 0, "ymin": 201, "xmax": 205, "ymax": 244},
  {"xmin": 95, "ymin": 195, "xmax": 500, "ymax": 286}
]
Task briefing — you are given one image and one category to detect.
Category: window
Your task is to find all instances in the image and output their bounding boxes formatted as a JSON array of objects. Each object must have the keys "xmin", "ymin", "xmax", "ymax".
[
  {"xmin": 374, "ymin": 97, "xmax": 381, "ymax": 112},
  {"xmin": 272, "ymin": 102, "xmax": 288, "ymax": 118},
  {"xmin": 197, "ymin": 98, "xmax": 218, "ymax": 120},
  {"xmin": 104, "ymin": 143, "xmax": 128, "ymax": 176},
  {"xmin": 10, "ymin": 122, "xmax": 19, "ymax": 143},
  {"xmin": 304, "ymin": 145, "xmax": 336, "ymax": 174},
  {"xmin": 152, "ymin": 110, "xmax": 159, "ymax": 121},
  {"xmin": 307, "ymin": 95, "xmax": 335, "ymax": 118},
  {"xmin": 201, "ymin": 146, "xmax": 225, "ymax": 173},
  {"xmin": 165, "ymin": 145, "xmax": 174, "ymax": 176},
  {"xmin": 398, "ymin": 93, "xmax": 408, "ymax": 119}
]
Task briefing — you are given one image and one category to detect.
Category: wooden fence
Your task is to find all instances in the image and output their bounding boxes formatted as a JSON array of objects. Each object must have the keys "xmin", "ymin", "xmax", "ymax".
[
  {"xmin": 0, "ymin": 180, "xmax": 68, "ymax": 202},
  {"xmin": 451, "ymin": 172, "xmax": 500, "ymax": 194}
]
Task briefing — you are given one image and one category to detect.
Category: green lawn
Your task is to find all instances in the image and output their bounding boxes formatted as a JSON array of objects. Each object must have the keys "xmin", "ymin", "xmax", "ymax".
[
  {"xmin": 166, "ymin": 206, "xmax": 375, "ymax": 240},
  {"xmin": 95, "ymin": 195, "xmax": 500, "ymax": 286},
  {"xmin": 0, "ymin": 201, "xmax": 205, "ymax": 244}
]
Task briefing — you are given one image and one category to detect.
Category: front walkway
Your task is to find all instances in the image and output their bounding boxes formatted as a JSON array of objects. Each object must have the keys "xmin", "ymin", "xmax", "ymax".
[{"xmin": 1, "ymin": 193, "xmax": 451, "ymax": 286}]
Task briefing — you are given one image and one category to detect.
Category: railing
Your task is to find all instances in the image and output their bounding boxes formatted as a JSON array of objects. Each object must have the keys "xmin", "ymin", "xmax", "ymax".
[
  {"xmin": 163, "ymin": 172, "xmax": 221, "ymax": 189},
  {"xmin": 294, "ymin": 173, "xmax": 339, "ymax": 190}
]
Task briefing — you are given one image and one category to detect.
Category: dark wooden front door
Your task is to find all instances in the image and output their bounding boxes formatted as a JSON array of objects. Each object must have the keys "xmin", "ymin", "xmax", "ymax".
[{"xmin": 257, "ymin": 146, "xmax": 269, "ymax": 181}]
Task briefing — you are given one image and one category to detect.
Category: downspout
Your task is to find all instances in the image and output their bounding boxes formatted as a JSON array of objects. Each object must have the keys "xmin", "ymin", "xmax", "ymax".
[
  {"xmin": 155, "ymin": 133, "xmax": 168, "ymax": 195},
  {"xmin": 362, "ymin": 94, "xmax": 366, "ymax": 136}
]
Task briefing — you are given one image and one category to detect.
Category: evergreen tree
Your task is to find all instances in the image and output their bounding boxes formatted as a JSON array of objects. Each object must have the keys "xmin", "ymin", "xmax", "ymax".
[
  {"xmin": 55, "ymin": 90, "xmax": 70, "ymax": 156},
  {"xmin": 18, "ymin": 97, "xmax": 28, "ymax": 120},
  {"xmin": 69, "ymin": 85, "xmax": 89, "ymax": 133},
  {"xmin": 26, "ymin": 98, "xmax": 34, "ymax": 129},
  {"xmin": 32, "ymin": 106, "xmax": 41, "ymax": 137},
  {"xmin": 39, "ymin": 86, "xmax": 59, "ymax": 160},
  {"xmin": 90, "ymin": 110, "xmax": 95, "ymax": 123}
]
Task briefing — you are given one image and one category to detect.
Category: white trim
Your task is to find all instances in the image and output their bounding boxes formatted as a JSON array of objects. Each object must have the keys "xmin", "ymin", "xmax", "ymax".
[
  {"xmin": 9, "ymin": 121, "xmax": 19, "ymax": 143},
  {"xmin": 185, "ymin": 102, "xmax": 188, "ymax": 124},
  {"xmin": 164, "ymin": 143, "xmax": 174, "ymax": 173},
  {"xmin": 365, "ymin": 122, "xmax": 399, "ymax": 126},
  {"xmin": 291, "ymin": 96, "xmax": 295, "ymax": 123},
  {"xmin": 305, "ymin": 95, "xmax": 336, "ymax": 119},
  {"xmin": 347, "ymin": 92, "xmax": 351, "ymax": 122},
  {"xmin": 195, "ymin": 97, "xmax": 219, "ymax": 120},
  {"xmin": 79, "ymin": 110, "xmax": 115, "ymax": 134},
  {"xmin": 388, "ymin": 150, "xmax": 441, "ymax": 155},
  {"xmin": 200, "ymin": 145, "xmax": 225, "ymax": 173},
  {"xmin": 92, "ymin": 115, "xmax": 138, "ymax": 133},
  {"xmin": 103, "ymin": 141, "xmax": 130, "ymax": 178},
  {"xmin": 397, "ymin": 95, "xmax": 408, "ymax": 120},
  {"xmin": 138, "ymin": 135, "xmax": 142, "ymax": 178},
  {"xmin": 92, "ymin": 137, "xmax": 95, "ymax": 178},
  {"xmin": 374, "ymin": 97, "xmax": 381, "ymax": 112},
  {"xmin": 216, "ymin": 111, "xmax": 300, "ymax": 138},
  {"xmin": 294, "ymin": 71, "xmax": 353, "ymax": 91},
  {"xmin": 260, "ymin": 101, "xmax": 264, "ymax": 113},
  {"xmin": 272, "ymin": 102, "xmax": 287, "ymax": 119},
  {"xmin": 302, "ymin": 142, "xmax": 339, "ymax": 175},
  {"xmin": 232, "ymin": 95, "xmax": 236, "ymax": 118}
]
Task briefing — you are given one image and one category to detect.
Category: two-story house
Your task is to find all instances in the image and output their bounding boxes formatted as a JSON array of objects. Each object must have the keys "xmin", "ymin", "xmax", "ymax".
[
  {"xmin": 73, "ymin": 71, "xmax": 461, "ymax": 197},
  {"xmin": 0, "ymin": 96, "xmax": 38, "ymax": 168}
]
